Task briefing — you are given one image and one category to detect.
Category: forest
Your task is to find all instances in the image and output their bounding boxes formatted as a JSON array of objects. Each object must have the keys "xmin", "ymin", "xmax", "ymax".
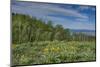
[
  {"xmin": 12, "ymin": 13, "xmax": 96, "ymax": 66},
  {"xmin": 12, "ymin": 13, "xmax": 95, "ymax": 43}
]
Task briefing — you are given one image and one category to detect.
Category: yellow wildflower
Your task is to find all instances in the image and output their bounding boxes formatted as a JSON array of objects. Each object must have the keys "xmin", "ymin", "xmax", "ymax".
[
  {"xmin": 57, "ymin": 47, "xmax": 60, "ymax": 50},
  {"xmin": 51, "ymin": 47, "xmax": 55, "ymax": 50},
  {"xmin": 51, "ymin": 47, "xmax": 60, "ymax": 52},
  {"xmin": 43, "ymin": 48, "xmax": 48, "ymax": 52}
]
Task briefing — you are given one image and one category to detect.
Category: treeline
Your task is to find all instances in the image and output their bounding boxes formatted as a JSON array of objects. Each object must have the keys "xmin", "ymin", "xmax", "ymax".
[{"xmin": 12, "ymin": 13, "xmax": 95, "ymax": 44}]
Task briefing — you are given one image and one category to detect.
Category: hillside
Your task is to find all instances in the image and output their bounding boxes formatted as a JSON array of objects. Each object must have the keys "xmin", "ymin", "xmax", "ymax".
[{"xmin": 71, "ymin": 29, "xmax": 95, "ymax": 36}]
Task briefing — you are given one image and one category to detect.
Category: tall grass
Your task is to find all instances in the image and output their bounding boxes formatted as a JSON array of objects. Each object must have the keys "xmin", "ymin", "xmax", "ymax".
[{"xmin": 12, "ymin": 41, "xmax": 96, "ymax": 65}]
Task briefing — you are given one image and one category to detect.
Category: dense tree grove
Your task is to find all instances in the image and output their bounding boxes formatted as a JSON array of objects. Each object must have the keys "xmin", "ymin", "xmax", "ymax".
[{"xmin": 12, "ymin": 13, "xmax": 95, "ymax": 44}]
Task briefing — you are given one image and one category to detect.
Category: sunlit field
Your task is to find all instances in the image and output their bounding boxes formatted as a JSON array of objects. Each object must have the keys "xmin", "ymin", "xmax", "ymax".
[
  {"xmin": 11, "ymin": 1, "xmax": 96, "ymax": 66},
  {"xmin": 12, "ymin": 41, "xmax": 96, "ymax": 65},
  {"xmin": 12, "ymin": 13, "xmax": 96, "ymax": 66}
]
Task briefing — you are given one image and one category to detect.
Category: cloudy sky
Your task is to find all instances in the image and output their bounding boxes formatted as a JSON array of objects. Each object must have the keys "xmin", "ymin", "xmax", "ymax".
[{"xmin": 11, "ymin": 0, "xmax": 96, "ymax": 30}]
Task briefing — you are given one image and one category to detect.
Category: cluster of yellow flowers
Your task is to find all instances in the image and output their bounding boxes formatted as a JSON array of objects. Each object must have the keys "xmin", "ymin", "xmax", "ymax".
[
  {"xmin": 43, "ymin": 47, "xmax": 60, "ymax": 53},
  {"xmin": 51, "ymin": 47, "xmax": 60, "ymax": 52},
  {"xmin": 43, "ymin": 48, "xmax": 49, "ymax": 52}
]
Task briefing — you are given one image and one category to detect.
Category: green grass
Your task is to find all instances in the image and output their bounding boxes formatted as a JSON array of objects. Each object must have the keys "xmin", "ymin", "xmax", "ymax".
[{"xmin": 12, "ymin": 41, "xmax": 96, "ymax": 65}]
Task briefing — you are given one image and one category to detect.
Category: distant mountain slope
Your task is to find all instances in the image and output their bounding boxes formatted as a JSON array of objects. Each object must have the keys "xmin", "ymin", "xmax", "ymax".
[{"xmin": 70, "ymin": 29, "xmax": 96, "ymax": 36}]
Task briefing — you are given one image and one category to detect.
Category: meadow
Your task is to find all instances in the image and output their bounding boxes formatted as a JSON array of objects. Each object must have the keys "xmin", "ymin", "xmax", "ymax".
[
  {"xmin": 12, "ymin": 41, "xmax": 96, "ymax": 65},
  {"xmin": 12, "ymin": 13, "xmax": 96, "ymax": 66}
]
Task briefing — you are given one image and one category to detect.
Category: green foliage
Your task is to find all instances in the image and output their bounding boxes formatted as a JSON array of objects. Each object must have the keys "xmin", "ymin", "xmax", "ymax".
[
  {"xmin": 12, "ymin": 13, "xmax": 96, "ymax": 66},
  {"xmin": 12, "ymin": 13, "xmax": 95, "ymax": 44}
]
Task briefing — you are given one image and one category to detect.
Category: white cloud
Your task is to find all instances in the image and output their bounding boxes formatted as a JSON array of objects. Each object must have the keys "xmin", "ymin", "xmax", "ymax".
[
  {"xmin": 75, "ymin": 18, "xmax": 88, "ymax": 22},
  {"xmin": 46, "ymin": 6, "xmax": 88, "ymax": 19},
  {"xmin": 78, "ymin": 6, "xmax": 90, "ymax": 10},
  {"xmin": 12, "ymin": 2, "xmax": 88, "ymax": 19},
  {"xmin": 78, "ymin": 5, "xmax": 96, "ymax": 12},
  {"xmin": 12, "ymin": 2, "xmax": 95, "ymax": 30},
  {"xmin": 46, "ymin": 16, "xmax": 95, "ymax": 30}
]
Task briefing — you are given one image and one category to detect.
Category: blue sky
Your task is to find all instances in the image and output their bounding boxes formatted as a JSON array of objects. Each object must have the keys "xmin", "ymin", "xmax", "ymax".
[{"xmin": 11, "ymin": 0, "xmax": 96, "ymax": 30}]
